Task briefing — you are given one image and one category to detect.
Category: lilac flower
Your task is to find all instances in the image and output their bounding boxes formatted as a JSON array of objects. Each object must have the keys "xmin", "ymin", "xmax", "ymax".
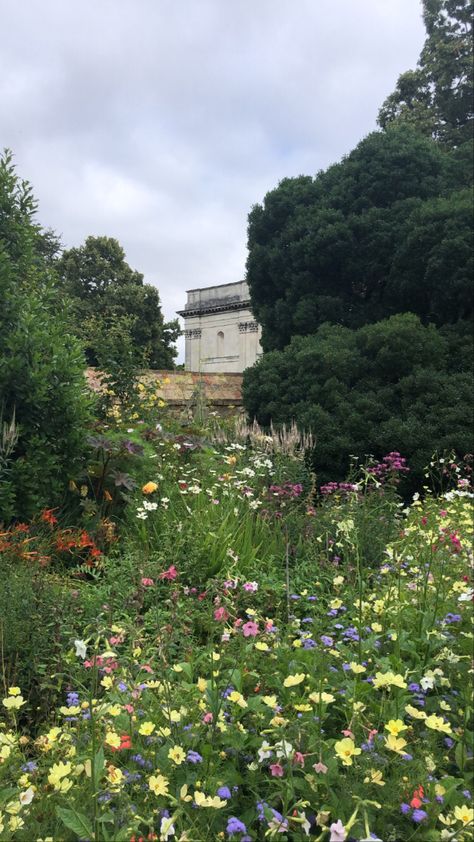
[
  {"xmin": 412, "ymin": 809, "xmax": 428, "ymax": 823},
  {"xmin": 187, "ymin": 750, "xmax": 203, "ymax": 764},
  {"xmin": 400, "ymin": 803, "xmax": 411, "ymax": 815},
  {"xmin": 66, "ymin": 691, "xmax": 80, "ymax": 706},
  {"xmin": 226, "ymin": 817, "xmax": 247, "ymax": 836},
  {"xmin": 21, "ymin": 761, "xmax": 38, "ymax": 773},
  {"xmin": 303, "ymin": 638, "xmax": 316, "ymax": 649},
  {"xmin": 217, "ymin": 786, "xmax": 232, "ymax": 799},
  {"xmin": 320, "ymin": 635, "xmax": 334, "ymax": 646},
  {"xmin": 118, "ymin": 681, "xmax": 128, "ymax": 691}
]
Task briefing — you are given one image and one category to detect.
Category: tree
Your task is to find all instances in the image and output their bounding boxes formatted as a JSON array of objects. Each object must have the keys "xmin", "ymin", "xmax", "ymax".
[
  {"xmin": 242, "ymin": 314, "xmax": 473, "ymax": 491},
  {"xmin": 378, "ymin": 0, "xmax": 473, "ymax": 149},
  {"xmin": 0, "ymin": 150, "xmax": 92, "ymax": 521},
  {"xmin": 58, "ymin": 236, "xmax": 180, "ymax": 369},
  {"xmin": 246, "ymin": 126, "xmax": 470, "ymax": 351}
]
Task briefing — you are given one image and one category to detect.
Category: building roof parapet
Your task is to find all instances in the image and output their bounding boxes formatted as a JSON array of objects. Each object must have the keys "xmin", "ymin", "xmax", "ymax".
[{"xmin": 177, "ymin": 298, "xmax": 252, "ymax": 318}]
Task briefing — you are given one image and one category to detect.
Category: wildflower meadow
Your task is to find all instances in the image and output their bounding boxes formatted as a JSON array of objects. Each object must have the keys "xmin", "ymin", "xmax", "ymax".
[{"xmin": 1, "ymin": 400, "xmax": 473, "ymax": 842}]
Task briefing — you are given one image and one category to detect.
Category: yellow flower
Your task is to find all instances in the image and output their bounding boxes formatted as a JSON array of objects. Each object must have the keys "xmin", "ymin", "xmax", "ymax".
[
  {"xmin": 385, "ymin": 719, "xmax": 408, "ymax": 737},
  {"xmin": 228, "ymin": 691, "xmax": 247, "ymax": 708},
  {"xmin": 101, "ymin": 676, "xmax": 113, "ymax": 689},
  {"xmin": 294, "ymin": 704, "xmax": 312, "ymax": 712},
  {"xmin": 334, "ymin": 738, "xmax": 361, "ymax": 766},
  {"xmin": 350, "ymin": 662, "xmax": 366, "ymax": 674},
  {"xmin": 425, "ymin": 714, "xmax": 452, "ymax": 734},
  {"xmin": 142, "ymin": 481, "xmax": 158, "ymax": 494},
  {"xmin": 48, "ymin": 761, "xmax": 72, "ymax": 789},
  {"xmin": 197, "ymin": 677, "xmax": 207, "ymax": 692},
  {"xmin": 372, "ymin": 671, "xmax": 407, "ymax": 690},
  {"xmin": 46, "ymin": 727, "xmax": 61, "ymax": 744},
  {"xmin": 309, "ymin": 691, "xmax": 335, "ymax": 704},
  {"xmin": 139, "ymin": 721, "xmax": 156, "ymax": 736},
  {"xmin": 107, "ymin": 705, "xmax": 122, "ymax": 717},
  {"xmin": 454, "ymin": 805, "xmax": 474, "ymax": 825},
  {"xmin": 330, "ymin": 598, "xmax": 343, "ymax": 610},
  {"xmin": 194, "ymin": 791, "xmax": 227, "ymax": 808},
  {"xmin": 59, "ymin": 705, "xmax": 81, "ymax": 716},
  {"xmin": 8, "ymin": 687, "xmax": 21, "ymax": 696},
  {"xmin": 104, "ymin": 731, "xmax": 121, "ymax": 749},
  {"xmin": 371, "ymin": 622, "xmax": 383, "ymax": 633},
  {"xmin": 333, "ymin": 576, "xmax": 344, "ymax": 586},
  {"xmin": 283, "ymin": 673, "xmax": 306, "ymax": 688},
  {"xmin": 255, "ymin": 642, "xmax": 269, "ymax": 651},
  {"xmin": 364, "ymin": 769, "xmax": 385, "ymax": 786},
  {"xmin": 149, "ymin": 773, "xmax": 169, "ymax": 796},
  {"xmin": 262, "ymin": 695, "xmax": 278, "ymax": 707},
  {"xmin": 2, "ymin": 696, "xmax": 26, "ymax": 710},
  {"xmin": 106, "ymin": 765, "xmax": 124, "ymax": 786},
  {"xmin": 169, "ymin": 709, "xmax": 182, "ymax": 722},
  {"xmin": 405, "ymin": 704, "xmax": 427, "ymax": 720},
  {"xmin": 385, "ymin": 735, "xmax": 408, "ymax": 754},
  {"xmin": 168, "ymin": 745, "xmax": 186, "ymax": 765}
]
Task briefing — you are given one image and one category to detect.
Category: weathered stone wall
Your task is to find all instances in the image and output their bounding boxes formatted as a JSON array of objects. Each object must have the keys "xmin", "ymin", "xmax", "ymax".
[{"xmin": 85, "ymin": 369, "xmax": 244, "ymax": 414}]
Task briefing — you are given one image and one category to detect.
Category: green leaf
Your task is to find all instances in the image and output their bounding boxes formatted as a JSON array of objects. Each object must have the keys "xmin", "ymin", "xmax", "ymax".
[
  {"xmin": 57, "ymin": 806, "xmax": 93, "ymax": 839},
  {"xmin": 93, "ymin": 746, "xmax": 105, "ymax": 789}
]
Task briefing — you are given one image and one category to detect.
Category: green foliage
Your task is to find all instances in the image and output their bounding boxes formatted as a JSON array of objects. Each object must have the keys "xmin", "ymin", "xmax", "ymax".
[
  {"xmin": 378, "ymin": 0, "xmax": 473, "ymax": 149},
  {"xmin": 58, "ymin": 235, "xmax": 180, "ymax": 370},
  {"xmin": 246, "ymin": 126, "xmax": 472, "ymax": 351},
  {"xmin": 242, "ymin": 313, "xmax": 474, "ymax": 490},
  {"xmin": 0, "ymin": 150, "xmax": 92, "ymax": 522}
]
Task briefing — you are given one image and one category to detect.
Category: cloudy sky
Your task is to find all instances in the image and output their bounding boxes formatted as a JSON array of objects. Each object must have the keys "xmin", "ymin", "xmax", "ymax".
[{"xmin": 1, "ymin": 0, "xmax": 425, "ymax": 360}]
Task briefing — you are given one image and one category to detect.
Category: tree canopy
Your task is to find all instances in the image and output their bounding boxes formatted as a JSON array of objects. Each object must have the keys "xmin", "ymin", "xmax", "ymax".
[
  {"xmin": 0, "ymin": 151, "xmax": 92, "ymax": 521},
  {"xmin": 378, "ymin": 0, "xmax": 473, "ymax": 149},
  {"xmin": 242, "ymin": 314, "xmax": 473, "ymax": 490},
  {"xmin": 246, "ymin": 126, "xmax": 471, "ymax": 351},
  {"xmin": 58, "ymin": 236, "xmax": 180, "ymax": 369}
]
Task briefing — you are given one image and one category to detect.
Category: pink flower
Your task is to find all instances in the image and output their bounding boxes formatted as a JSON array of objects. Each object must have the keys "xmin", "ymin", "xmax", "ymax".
[
  {"xmin": 313, "ymin": 761, "xmax": 328, "ymax": 774},
  {"xmin": 159, "ymin": 565, "xmax": 178, "ymax": 581},
  {"xmin": 243, "ymin": 581, "xmax": 258, "ymax": 592},
  {"xmin": 234, "ymin": 618, "xmax": 243, "ymax": 628},
  {"xmin": 341, "ymin": 729, "xmax": 354, "ymax": 739},
  {"xmin": 329, "ymin": 820, "xmax": 347, "ymax": 842},
  {"xmin": 202, "ymin": 712, "xmax": 213, "ymax": 724},
  {"xmin": 214, "ymin": 607, "xmax": 229, "ymax": 622},
  {"xmin": 293, "ymin": 751, "xmax": 305, "ymax": 767},
  {"xmin": 140, "ymin": 664, "xmax": 153, "ymax": 673},
  {"xmin": 141, "ymin": 577, "xmax": 154, "ymax": 587},
  {"xmin": 242, "ymin": 621, "xmax": 259, "ymax": 637},
  {"xmin": 124, "ymin": 704, "xmax": 134, "ymax": 713},
  {"xmin": 269, "ymin": 763, "xmax": 284, "ymax": 777}
]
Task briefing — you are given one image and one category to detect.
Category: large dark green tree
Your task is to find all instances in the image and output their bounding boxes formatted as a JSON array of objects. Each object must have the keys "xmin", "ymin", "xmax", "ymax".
[
  {"xmin": 246, "ymin": 126, "xmax": 471, "ymax": 351},
  {"xmin": 243, "ymin": 314, "xmax": 473, "ymax": 490},
  {"xmin": 58, "ymin": 236, "xmax": 180, "ymax": 369},
  {"xmin": 0, "ymin": 151, "xmax": 92, "ymax": 521},
  {"xmin": 378, "ymin": 0, "xmax": 473, "ymax": 149}
]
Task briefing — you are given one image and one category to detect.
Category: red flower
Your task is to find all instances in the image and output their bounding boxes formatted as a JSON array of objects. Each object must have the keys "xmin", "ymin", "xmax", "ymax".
[
  {"xmin": 41, "ymin": 508, "xmax": 58, "ymax": 526},
  {"xmin": 159, "ymin": 565, "xmax": 178, "ymax": 581}
]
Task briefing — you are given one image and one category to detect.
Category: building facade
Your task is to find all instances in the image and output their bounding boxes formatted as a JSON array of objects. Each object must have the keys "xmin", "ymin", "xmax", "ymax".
[{"xmin": 177, "ymin": 281, "xmax": 262, "ymax": 373}]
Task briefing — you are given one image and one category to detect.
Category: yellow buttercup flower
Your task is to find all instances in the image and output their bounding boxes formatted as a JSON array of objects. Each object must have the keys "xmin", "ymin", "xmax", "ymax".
[
  {"xmin": 104, "ymin": 731, "xmax": 121, "ymax": 749},
  {"xmin": 8, "ymin": 687, "xmax": 21, "ymax": 696},
  {"xmin": 197, "ymin": 677, "xmax": 207, "ymax": 692},
  {"xmin": 139, "ymin": 721, "xmax": 156, "ymax": 736},
  {"xmin": 283, "ymin": 673, "xmax": 306, "ymax": 688},
  {"xmin": 194, "ymin": 791, "xmax": 227, "ymax": 808},
  {"xmin": 334, "ymin": 738, "xmax": 361, "ymax": 766},
  {"xmin": 228, "ymin": 691, "xmax": 247, "ymax": 708},
  {"xmin": 425, "ymin": 714, "xmax": 452, "ymax": 734},
  {"xmin": 405, "ymin": 704, "xmax": 427, "ymax": 720},
  {"xmin": 385, "ymin": 735, "xmax": 408, "ymax": 754},
  {"xmin": 385, "ymin": 719, "xmax": 408, "ymax": 737},
  {"xmin": 350, "ymin": 662, "xmax": 366, "ymax": 674},
  {"xmin": 454, "ymin": 805, "xmax": 474, "ymax": 825},
  {"xmin": 294, "ymin": 703, "xmax": 312, "ymax": 712},
  {"xmin": 255, "ymin": 641, "xmax": 269, "ymax": 651},
  {"xmin": 262, "ymin": 695, "xmax": 278, "ymax": 708},
  {"xmin": 48, "ymin": 761, "xmax": 72, "ymax": 789},
  {"xmin": 168, "ymin": 745, "xmax": 186, "ymax": 765},
  {"xmin": 309, "ymin": 691, "xmax": 335, "ymax": 704},
  {"xmin": 149, "ymin": 773, "xmax": 169, "ymax": 796},
  {"xmin": 364, "ymin": 768, "xmax": 385, "ymax": 786},
  {"xmin": 372, "ymin": 671, "xmax": 407, "ymax": 690},
  {"xmin": 2, "ymin": 696, "xmax": 26, "ymax": 710}
]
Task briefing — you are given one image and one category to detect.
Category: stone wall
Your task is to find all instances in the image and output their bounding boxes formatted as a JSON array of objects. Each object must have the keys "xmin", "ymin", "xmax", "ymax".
[{"xmin": 86, "ymin": 369, "xmax": 244, "ymax": 414}]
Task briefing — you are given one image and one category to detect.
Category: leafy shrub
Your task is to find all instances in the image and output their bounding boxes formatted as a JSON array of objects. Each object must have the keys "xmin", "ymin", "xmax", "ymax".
[{"xmin": 0, "ymin": 150, "xmax": 92, "ymax": 521}]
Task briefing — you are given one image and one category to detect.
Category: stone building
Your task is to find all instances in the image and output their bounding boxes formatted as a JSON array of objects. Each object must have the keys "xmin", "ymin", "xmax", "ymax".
[{"xmin": 177, "ymin": 281, "xmax": 262, "ymax": 373}]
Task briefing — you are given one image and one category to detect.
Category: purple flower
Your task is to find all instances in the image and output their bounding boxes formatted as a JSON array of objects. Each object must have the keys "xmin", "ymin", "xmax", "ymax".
[
  {"xmin": 303, "ymin": 638, "xmax": 316, "ymax": 649},
  {"xmin": 400, "ymin": 803, "xmax": 410, "ymax": 815},
  {"xmin": 187, "ymin": 750, "xmax": 203, "ymax": 764},
  {"xmin": 412, "ymin": 809, "xmax": 428, "ymax": 823},
  {"xmin": 217, "ymin": 786, "xmax": 232, "ymax": 799},
  {"xmin": 21, "ymin": 761, "xmax": 37, "ymax": 773},
  {"xmin": 320, "ymin": 635, "xmax": 333, "ymax": 647},
  {"xmin": 226, "ymin": 816, "xmax": 247, "ymax": 836},
  {"xmin": 66, "ymin": 691, "xmax": 80, "ymax": 706}
]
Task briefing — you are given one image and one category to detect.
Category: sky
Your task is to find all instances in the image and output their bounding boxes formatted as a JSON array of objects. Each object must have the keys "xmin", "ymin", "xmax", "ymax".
[{"xmin": 1, "ymin": 0, "xmax": 426, "ymax": 361}]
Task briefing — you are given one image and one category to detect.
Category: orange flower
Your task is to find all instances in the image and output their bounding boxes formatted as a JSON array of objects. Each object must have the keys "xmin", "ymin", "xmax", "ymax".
[{"xmin": 142, "ymin": 482, "xmax": 158, "ymax": 494}]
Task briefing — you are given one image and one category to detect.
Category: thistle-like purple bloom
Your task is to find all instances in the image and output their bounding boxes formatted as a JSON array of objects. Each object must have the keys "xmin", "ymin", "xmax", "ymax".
[
  {"xmin": 187, "ymin": 750, "xmax": 203, "ymax": 764},
  {"xmin": 412, "ymin": 809, "xmax": 428, "ymax": 823},
  {"xmin": 227, "ymin": 817, "xmax": 247, "ymax": 836}
]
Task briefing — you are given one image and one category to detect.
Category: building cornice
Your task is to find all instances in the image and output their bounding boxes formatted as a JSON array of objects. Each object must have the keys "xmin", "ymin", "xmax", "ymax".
[{"xmin": 177, "ymin": 299, "xmax": 252, "ymax": 318}]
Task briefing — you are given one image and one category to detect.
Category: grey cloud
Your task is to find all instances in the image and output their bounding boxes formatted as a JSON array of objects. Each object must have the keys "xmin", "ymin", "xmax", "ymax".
[{"xmin": 1, "ymin": 0, "xmax": 426, "ymax": 360}]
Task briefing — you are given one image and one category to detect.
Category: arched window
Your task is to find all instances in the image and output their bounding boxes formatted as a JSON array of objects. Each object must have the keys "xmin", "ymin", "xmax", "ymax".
[{"xmin": 217, "ymin": 330, "xmax": 224, "ymax": 356}]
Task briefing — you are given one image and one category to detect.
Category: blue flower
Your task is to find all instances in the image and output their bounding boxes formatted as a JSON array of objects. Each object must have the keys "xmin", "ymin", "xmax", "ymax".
[
  {"xmin": 226, "ymin": 817, "xmax": 247, "ymax": 836},
  {"xmin": 217, "ymin": 786, "xmax": 232, "ymax": 799},
  {"xmin": 412, "ymin": 809, "xmax": 428, "ymax": 823},
  {"xmin": 187, "ymin": 750, "xmax": 203, "ymax": 764}
]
